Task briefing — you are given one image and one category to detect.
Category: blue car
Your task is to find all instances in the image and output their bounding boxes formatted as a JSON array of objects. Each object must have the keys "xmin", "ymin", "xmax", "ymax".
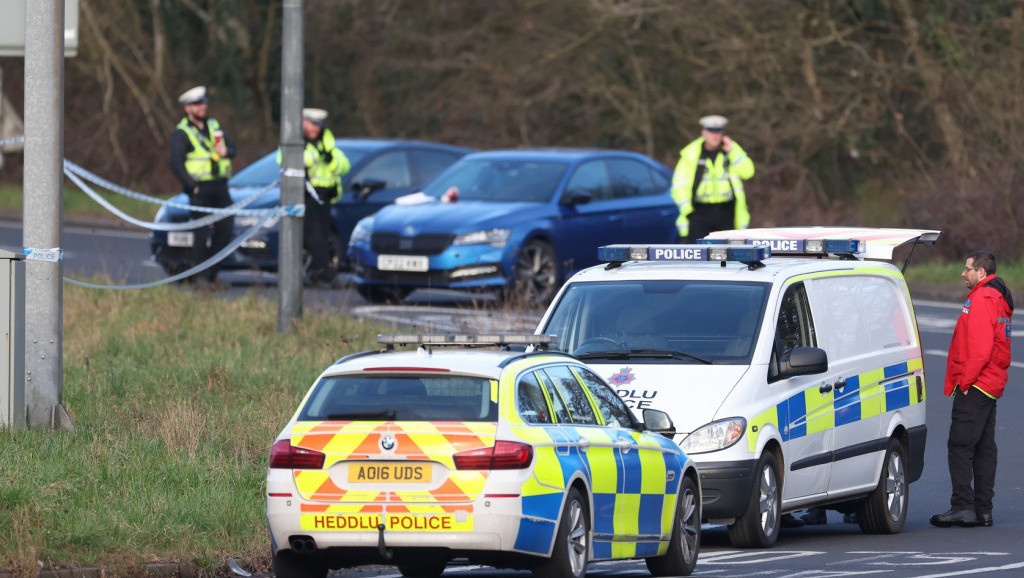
[
  {"xmin": 348, "ymin": 149, "xmax": 679, "ymax": 306},
  {"xmin": 149, "ymin": 139, "xmax": 473, "ymax": 277}
]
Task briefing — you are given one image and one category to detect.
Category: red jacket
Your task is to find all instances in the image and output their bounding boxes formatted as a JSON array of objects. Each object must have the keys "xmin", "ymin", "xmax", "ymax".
[{"xmin": 944, "ymin": 274, "xmax": 1014, "ymax": 397}]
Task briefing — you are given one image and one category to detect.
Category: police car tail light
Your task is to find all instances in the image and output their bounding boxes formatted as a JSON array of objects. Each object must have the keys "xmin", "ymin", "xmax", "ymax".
[
  {"xmin": 269, "ymin": 439, "xmax": 326, "ymax": 470},
  {"xmin": 453, "ymin": 441, "xmax": 534, "ymax": 470}
]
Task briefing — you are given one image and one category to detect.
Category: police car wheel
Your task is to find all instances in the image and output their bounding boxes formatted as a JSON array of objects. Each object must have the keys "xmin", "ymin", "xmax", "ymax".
[
  {"xmin": 855, "ymin": 437, "xmax": 909, "ymax": 534},
  {"xmin": 728, "ymin": 452, "xmax": 781, "ymax": 548},
  {"xmin": 271, "ymin": 549, "xmax": 328, "ymax": 578},
  {"xmin": 535, "ymin": 487, "xmax": 589, "ymax": 578},
  {"xmin": 646, "ymin": 475, "xmax": 700, "ymax": 576}
]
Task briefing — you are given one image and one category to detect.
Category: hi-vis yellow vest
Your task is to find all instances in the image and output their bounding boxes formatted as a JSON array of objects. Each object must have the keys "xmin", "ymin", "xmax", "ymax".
[
  {"xmin": 177, "ymin": 117, "xmax": 232, "ymax": 181},
  {"xmin": 670, "ymin": 137, "xmax": 755, "ymax": 237},
  {"xmin": 277, "ymin": 129, "xmax": 351, "ymax": 203}
]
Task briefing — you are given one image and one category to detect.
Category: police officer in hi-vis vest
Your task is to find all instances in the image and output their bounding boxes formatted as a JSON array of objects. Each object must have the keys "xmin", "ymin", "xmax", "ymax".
[
  {"xmin": 169, "ymin": 85, "xmax": 236, "ymax": 286},
  {"xmin": 277, "ymin": 108, "xmax": 351, "ymax": 287},
  {"xmin": 671, "ymin": 115, "xmax": 755, "ymax": 243}
]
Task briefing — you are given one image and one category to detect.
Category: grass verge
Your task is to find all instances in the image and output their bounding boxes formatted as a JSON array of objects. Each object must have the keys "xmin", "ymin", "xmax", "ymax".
[
  {"xmin": 0, "ymin": 282, "xmax": 389, "ymax": 576},
  {"xmin": 0, "ymin": 185, "xmax": 163, "ymax": 221},
  {"xmin": 905, "ymin": 257, "xmax": 1024, "ymax": 289}
]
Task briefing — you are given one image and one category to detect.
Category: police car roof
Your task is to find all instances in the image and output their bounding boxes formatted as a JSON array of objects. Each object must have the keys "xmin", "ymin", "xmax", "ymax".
[
  {"xmin": 566, "ymin": 253, "xmax": 883, "ymax": 284},
  {"xmin": 323, "ymin": 347, "xmax": 570, "ymax": 379}
]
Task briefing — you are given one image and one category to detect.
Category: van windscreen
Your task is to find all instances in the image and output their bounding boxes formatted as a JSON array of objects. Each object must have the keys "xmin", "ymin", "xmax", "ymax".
[{"xmin": 542, "ymin": 280, "xmax": 771, "ymax": 364}]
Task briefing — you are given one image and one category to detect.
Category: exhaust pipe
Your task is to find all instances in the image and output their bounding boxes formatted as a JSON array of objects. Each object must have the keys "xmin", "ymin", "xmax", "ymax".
[{"xmin": 289, "ymin": 536, "xmax": 317, "ymax": 553}]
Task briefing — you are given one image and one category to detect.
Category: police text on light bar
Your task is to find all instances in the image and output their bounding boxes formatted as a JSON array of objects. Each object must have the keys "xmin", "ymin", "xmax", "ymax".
[
  {"xmin": 698, "ymin": 237, "xmax": 863, "ymax": 255},
  {"xmin": 598, "ymin": 244, "xmax": 771, "ymax": 263}
]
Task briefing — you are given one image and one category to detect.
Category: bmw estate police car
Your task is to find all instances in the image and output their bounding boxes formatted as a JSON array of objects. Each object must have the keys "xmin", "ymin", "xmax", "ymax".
[
  {"xmin": 266, "ymin": 334, "xmax": 702, "ymax": 578},
  {"xmin": 536, "ymin": 227, "xmax": 939, "ymax": 548}
]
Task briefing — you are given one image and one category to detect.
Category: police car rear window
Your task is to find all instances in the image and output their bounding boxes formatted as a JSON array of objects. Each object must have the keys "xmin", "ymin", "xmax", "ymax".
[
  {"xmin": 542, "ymin": 280, "xmax": 770, "ymax": 364},
  {"xmin": 299, "ymin": 374, "xmax": 498, "ymax": 422}
]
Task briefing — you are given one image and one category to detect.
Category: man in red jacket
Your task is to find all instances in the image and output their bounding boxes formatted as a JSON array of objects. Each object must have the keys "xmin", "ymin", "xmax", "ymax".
[{"xmin": 930, "ymin": 250, "xmax": 1014, "ymax": 528}]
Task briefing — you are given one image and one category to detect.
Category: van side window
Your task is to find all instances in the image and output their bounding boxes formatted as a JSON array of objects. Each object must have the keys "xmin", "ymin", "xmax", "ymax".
[
  {"xmin": 516, "ymin": 372, "xmax": 552, "ymax": 424},
  {"xmin": 811, "ymin": 275, "xmax": 913, "ymax": 360},
  {"xmin": 573, "ymin": 367, "xmax": 636, "ymax": 428},
  {"xmin": 541, "ymin": 365, "xmax": 599, "ymax": 425},
  {"xmin": 770, "ymin": 282, "xmax": 817, "ymax": 381}
]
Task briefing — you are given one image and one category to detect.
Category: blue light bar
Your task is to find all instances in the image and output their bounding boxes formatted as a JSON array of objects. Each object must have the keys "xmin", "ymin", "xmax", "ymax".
[
  {"xmin": 699, "ymin": 237, "xmax": 863, "ymax": 255},
  {"xmin": 598, "ymin": 244, "xmax": 771, "ymax": 264}
]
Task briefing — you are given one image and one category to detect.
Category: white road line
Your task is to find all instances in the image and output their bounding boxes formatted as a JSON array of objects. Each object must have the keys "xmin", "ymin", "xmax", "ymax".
[
  {"xmin": 910, "ymin": 560, "xmax": 1024, "ymax": 577},
  {"xmin": 925, "ymin": 349, "xmax": 1024, "ymax": 369}
]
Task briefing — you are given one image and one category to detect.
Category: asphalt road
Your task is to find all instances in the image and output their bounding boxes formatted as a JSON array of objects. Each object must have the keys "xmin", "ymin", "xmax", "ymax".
[{"xmin": 3, "ymin": 221, "xmax": 1023, "ymax": 576}]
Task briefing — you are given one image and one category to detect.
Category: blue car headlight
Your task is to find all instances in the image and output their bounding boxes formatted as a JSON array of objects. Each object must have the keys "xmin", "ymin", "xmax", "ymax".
[
  {"xmin": 350, "ymin": 217, "xmax": 374, "ymax": 245},
  {"xmin": 679, "ymin": 418, "xmax": 747, "ymax": 454},
  {"xmin": 453, "ymin": 228, "xmax": 511, "ymax": 248}
]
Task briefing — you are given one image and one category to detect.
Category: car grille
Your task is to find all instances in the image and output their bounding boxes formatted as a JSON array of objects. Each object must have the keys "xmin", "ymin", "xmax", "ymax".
[{"xmin": 370, "ymin": 233, "xmax": 454, "ymax": 256}]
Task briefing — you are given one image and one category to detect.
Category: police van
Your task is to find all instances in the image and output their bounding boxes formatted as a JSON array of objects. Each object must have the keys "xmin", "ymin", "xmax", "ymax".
[{"xmin": 535, "ymin": 227, "xmax": 939, "ymax": 548}]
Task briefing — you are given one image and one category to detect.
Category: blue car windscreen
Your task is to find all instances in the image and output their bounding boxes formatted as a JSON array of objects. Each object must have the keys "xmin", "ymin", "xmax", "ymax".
[{"xmin": 421, "ymin": 159, "xmax": 569, "ymax": 203}]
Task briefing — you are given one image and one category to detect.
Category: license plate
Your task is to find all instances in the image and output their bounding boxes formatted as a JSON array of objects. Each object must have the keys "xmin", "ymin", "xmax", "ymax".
[
  {"xmin": 167, "ymin": 231, "xmax": 194, "ymax": 247},
  {"xmin": 348, "ymin": 463, "xmax": 431, "ymax": 483},
  {"xmin": 377, "ymin": 254, "xmax": 429, "ymax": 272}
]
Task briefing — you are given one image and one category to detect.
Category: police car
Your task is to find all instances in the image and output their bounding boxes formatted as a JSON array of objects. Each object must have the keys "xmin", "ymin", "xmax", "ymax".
[
  {"xmin": 266, "ymin": 334, "xmax": 702, "ymax": 578},
  {"xmin": 536, "ymin": 227, "xmax": 939, "ymax": 548}
]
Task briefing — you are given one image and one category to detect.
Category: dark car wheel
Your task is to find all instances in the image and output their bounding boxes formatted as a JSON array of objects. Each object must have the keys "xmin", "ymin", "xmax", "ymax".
[
  {"xmin": 856, "ymin": 437, "xmax": 908, "ymax": 534},
  {"xmin": 534, "ymin": 487, "xmax": 589, "ymax": 578},
  {"xmin": 646, "ymin": 474, "xmax": 700, "ymax": 576},
  {"xmin": 159, "ymin": 262, "xmax": 188, "ymax": 278},
  {"xmin": 396, "ymin": 553, "xmax": 448, "ymax": 577},
  {"xmin": 356, "ymin": 285, "xmax": 412, "ymax": 304},
  {"xmin": 503, "ymin": 240, "xmax": 558, "ymax": 309},
  {"xmin": 728, "ymin": 451, "xmax": 781, "ymax": 548},
  {"xmin": 271, "ymin": 549, "xmax": 328, "ymax": 578}
]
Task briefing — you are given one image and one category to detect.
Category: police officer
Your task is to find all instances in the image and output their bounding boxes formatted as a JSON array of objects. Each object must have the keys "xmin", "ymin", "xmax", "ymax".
[
  {"xmin": 671, "ymin": 115, "xmax": 755, "ymax": 243},
  {"xmin": 169, "ymin": 85, "xmax": 236, "ymax": 287},
  {"xmin": 279, "ymin": 108, "xmax": 350, "ymax": 287}
]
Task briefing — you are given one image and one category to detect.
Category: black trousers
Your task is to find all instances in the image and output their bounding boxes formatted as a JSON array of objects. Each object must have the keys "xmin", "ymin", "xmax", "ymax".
[
  {"xmin": 680, "ymin": 199, "xmax": 735, "ymax": 243},
  {"xmin": 304, "ymin": 188, "xmax": 335, "ymax": 283},
  {"xmin": 189, "ymin": 179, "xmax": 234, "ymax": 281},
  {"xmin": 947, "ymin": 386, "xmax": 998, "ymax": 514}
]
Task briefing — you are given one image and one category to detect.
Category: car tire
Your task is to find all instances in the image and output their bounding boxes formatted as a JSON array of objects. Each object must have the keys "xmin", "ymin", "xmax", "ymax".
[
  {"xmin": 271, "ymin": 549, "xmax": 328, "ymax": 578},
  {"xmin": 856, "ymin": 437, "xmax": 908, "ymax": 534},
  {"xmin": 534, "ymin": 487, "xmax": 589, "ymax": 578},
  {"xmin": 504, "ymin": 240, "xmax": 558, "ymax": 309},
  {"xmin": 727, "ymin": 451, "xmax": 781, "ymax": 548},
  {"xmin": 356, "ymin": 285, "xmax": 412, "ymax": 304},
  {"xmin": 646, "ymin": 474, "xmax": 700, "ymax": 576},
  {"xmin": 396, "ymin": 554, "xmax": 448, "ymax": 577}
]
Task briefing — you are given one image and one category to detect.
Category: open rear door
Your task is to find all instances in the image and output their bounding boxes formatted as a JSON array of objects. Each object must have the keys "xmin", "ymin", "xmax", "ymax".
[{"xmin": 703, "ymin": 227, "xmax": 940, "ymax": 269}]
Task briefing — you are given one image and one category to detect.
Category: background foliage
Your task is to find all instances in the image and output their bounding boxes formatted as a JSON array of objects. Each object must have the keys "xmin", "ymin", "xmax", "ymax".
[{"xmin": 1, "ymin": 0, "xmax": 1022, "ymax": 258}]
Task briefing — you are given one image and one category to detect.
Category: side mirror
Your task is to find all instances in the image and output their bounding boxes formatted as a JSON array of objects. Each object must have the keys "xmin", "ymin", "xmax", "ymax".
[
  {"xmin": 560, "ymin": 188, "xmax": 592, "ymax": 206},
  {"xmin": 353, "ymin": 178, "xmax": 387, "ymax": 199},
  {"xmin": 643, "ymin": 408, "xmax": 676, "ymax": 438},
  {"xmin": 780, "ymin": 346, "xmax": 828, "ymax": 378}
]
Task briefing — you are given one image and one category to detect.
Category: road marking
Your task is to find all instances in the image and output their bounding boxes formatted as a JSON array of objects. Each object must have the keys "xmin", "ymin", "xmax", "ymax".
[
  {"xmin": 929, "ymin": 348, "xmax": 1024, "ymax": 370},
  {"xmin": 911, "ymin": 560, "xmax": 1024, "ymax": 577}
]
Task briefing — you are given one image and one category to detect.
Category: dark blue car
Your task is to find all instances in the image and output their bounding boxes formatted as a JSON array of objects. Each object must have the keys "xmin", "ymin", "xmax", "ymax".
[
  {"xmin": 347, "ymin": 148, "xmax": 679, "ymax": 306},
  {"xmin": 149, "ymin": 139, "xmax": 473, "ymax": 276}
]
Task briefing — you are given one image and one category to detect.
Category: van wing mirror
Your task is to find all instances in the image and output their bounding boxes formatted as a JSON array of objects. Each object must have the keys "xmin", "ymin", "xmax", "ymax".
[
  {"xmin": 781, "ymin": 346, "xmax": 828, "ymax": 377},
  {"xmin": 643, "ymin": 408, "xmax": 676, "ymax": 438}
]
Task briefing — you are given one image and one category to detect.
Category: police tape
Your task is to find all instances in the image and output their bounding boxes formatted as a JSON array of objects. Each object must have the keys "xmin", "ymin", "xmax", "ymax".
[
  {"xmin": 0, "ymin": 135, "xmax": 25, "ymax": 147},
  {"xmin": 63, "ymin": 161, "xmax": 304, "ymax": 229},
  {"xmin": 62, "ymin": 214, "xmax": 277, "ymax": 290},
  {"xmin": 63, "ymin": 165, "xmax": 302, "ymax": 232}
]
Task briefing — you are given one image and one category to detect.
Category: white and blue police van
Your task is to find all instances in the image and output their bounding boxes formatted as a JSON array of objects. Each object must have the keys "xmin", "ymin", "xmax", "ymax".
[{"xmin": 535, "ymin": 227, "xmax": 940, "ymax": 548}]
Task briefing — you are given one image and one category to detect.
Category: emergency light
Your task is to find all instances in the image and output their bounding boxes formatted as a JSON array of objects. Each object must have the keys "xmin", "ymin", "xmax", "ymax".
[
  {"xmin": 378, "ymin": 334, "xmax": 557, "ymax": 347},
  {"xmin": 598, "ymin": 244, "xmax": 771, "ymax": 269},
  {"xmin": 698, "ymin": 237, "xmax": 863, "ymax": 257}
]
